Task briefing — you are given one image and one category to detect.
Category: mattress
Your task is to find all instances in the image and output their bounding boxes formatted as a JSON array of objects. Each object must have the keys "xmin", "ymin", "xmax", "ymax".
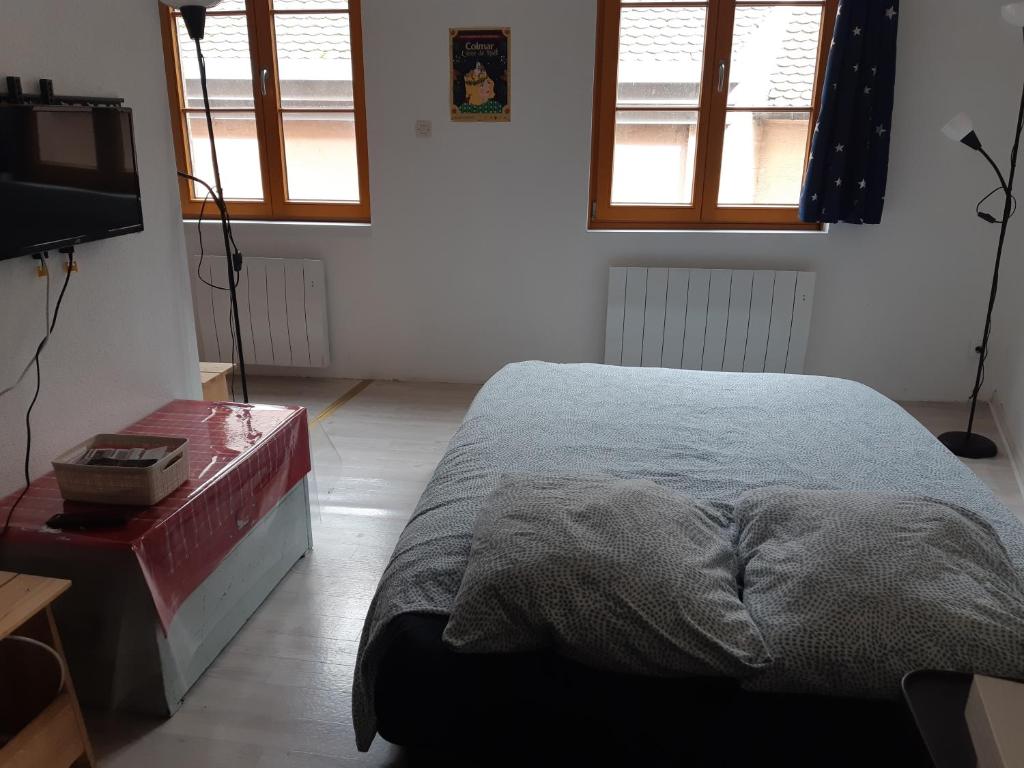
[{"xmin": 353, "ymin": 362, "xmax": 1024, "ymax": 754}]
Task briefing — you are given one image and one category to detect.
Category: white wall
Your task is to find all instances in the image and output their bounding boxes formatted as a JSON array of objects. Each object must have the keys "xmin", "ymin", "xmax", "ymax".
[
  {"xmin": 0, "ymin": 0, "xmax": 200, "ymax": 496},
  {"xmin": 184, "ymin": 0, "xmax": 1022, "ymax": 402},
  {"xmin": 991, "ymin": 273, "xmax": 1024, "ymax": 470},
  {"xmin": 990, "ymin": 206, "xmax": 1024, "ymax": 467}
]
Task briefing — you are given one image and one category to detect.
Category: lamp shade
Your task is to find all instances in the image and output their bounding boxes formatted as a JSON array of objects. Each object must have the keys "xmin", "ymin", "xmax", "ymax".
[
  {"xmin": 161, "ymin": 0, "xmax": 221, "ymax": 40},
  {"xmin": 160, "ymin": 0, "xmax": 222, "ymax": 7},
  {"xmin": 1003, "ymin": 3, "xmax": 1024, "ymax": 26},
  {"xmin": 943, "ymin": 113, "xmax": 984, "ymax": 152},
  {"xmin": 942, "ymin": 113, "xmax": 974, "ymax": 143}
]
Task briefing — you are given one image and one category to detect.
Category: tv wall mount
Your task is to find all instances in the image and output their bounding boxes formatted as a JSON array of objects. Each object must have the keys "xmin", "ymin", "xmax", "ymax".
[{"xmin": 0, "ymin": 77, "xmax": 123, "ymax": 107}]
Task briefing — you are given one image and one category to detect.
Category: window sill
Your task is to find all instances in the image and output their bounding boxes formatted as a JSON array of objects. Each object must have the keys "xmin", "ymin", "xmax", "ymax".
[
  {"xmin": 587, "ymin": 225, "xmax": 829, "ymax": 235},
  {"xmin": 183, "ymin": 218, "xmax": 371, "ymax": 230}
]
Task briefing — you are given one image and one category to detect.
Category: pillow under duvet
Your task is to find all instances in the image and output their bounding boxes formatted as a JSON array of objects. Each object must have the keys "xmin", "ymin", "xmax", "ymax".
[
  {"xmin": 443, "ymin": 474, "xmax": 772, "ymax": 678},
  {"xmin": 736, "ymin": 487, "xmax": 1024, "ymax": 698}
]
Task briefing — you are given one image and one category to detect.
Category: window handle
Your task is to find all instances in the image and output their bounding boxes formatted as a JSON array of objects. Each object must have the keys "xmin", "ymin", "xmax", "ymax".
[
  {"xmin": 260, "ymin": 67, "xmax": 270, "ymax": 97},
  {"xmin": 717, "ymin": 61, "xmax": 726, "ymax": 93}
]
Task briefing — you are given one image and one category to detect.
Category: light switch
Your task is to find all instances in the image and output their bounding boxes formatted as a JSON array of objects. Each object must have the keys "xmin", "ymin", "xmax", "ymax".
[{"xmin": 415, "ymin": 120, "xmax": 432, "ymax": 138}]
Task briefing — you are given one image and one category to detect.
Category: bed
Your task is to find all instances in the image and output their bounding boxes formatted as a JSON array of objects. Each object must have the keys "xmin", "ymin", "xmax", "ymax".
[{"xmin": 353, "ymin": 362, "xmax": 1024, "ymax": 765}]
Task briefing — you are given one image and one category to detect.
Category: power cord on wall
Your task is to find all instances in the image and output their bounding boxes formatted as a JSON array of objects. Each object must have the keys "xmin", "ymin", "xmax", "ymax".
[
  {"xmin": 1, "ymin": 250, "xmax": 75, "ymax": 539},
  {"xmin": 0, "ymin": 255, "xmax": 52, "ymax": 402}
]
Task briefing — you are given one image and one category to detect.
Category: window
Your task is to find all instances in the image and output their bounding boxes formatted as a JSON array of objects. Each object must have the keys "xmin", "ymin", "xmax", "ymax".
[
  {"xmin": 160, "ymin": 0, "xmax": 370, "ymax": 222},
  {"xmin": 590, "ymin": 0, "xmax": 837, "ymax": 230}
]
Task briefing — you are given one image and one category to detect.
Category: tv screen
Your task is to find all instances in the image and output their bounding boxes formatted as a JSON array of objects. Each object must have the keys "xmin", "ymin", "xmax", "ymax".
[{"xmin": 0, "ymin": 105, "xmax": 144, "ymax": 260}]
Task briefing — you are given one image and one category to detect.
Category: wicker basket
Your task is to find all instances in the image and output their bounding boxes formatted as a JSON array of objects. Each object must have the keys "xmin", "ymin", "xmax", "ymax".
[{"xmin": 52, "ymin": 434, "xmax": 190, "ymax": 506}]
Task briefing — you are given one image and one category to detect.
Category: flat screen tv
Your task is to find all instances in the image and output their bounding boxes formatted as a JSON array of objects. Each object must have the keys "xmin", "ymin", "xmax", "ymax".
[{"xmin": 0, "ymin": 104, "xmax": 144, "ymax": 260}]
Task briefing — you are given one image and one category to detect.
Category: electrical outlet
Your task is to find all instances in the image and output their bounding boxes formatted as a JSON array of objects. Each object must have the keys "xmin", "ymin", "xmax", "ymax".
[{"xmin": 415, "ymin": 120, "xmax": 432, "ymax": 138}]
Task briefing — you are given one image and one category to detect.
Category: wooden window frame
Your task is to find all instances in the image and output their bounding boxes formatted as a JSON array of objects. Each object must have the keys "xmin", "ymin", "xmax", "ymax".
[
  {"xmin": 589, "ymin": 0, "xmax": 837, "ymax": 231},
  {"xmin": 159, "ymin": 0, "xmax": 371, "ymax": 223}
]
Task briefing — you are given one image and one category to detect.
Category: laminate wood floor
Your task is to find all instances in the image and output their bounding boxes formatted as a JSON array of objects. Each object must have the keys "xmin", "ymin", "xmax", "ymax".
[{"xmin": 86, "ymin": 379, "xmax": 1024, "ymax": 766}]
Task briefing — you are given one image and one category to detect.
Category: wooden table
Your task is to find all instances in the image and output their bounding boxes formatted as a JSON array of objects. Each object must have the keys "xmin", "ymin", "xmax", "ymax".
[{"xmin": 0, "ymin": 572, "xmax": 93, "ymax": 768}]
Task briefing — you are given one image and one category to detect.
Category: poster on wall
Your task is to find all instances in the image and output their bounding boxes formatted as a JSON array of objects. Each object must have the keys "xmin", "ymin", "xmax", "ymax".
[{"xmin": 450, "ymin": 28, "xmax": 511, "ymax": 122}]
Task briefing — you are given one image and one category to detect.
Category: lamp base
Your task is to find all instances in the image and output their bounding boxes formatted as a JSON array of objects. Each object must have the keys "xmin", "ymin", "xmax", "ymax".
[{"xmin": 938, "ymin": 431, "xmax": 998, "ymax": 459}]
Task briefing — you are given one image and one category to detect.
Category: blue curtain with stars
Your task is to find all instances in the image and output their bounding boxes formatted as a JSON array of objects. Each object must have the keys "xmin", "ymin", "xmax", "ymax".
[{"xmin": 800, "ymin": 1, "xmax": 900, "ymax": 224}]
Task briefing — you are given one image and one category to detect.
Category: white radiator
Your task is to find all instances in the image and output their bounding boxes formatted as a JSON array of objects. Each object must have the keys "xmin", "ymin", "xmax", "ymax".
[
  {"xmin": 189, "ymin": 256, "xmax": 330, "ymax": 368},
  {"xmin": 605, "ymin": 267, "xmax": 815, "ymax": 374}
]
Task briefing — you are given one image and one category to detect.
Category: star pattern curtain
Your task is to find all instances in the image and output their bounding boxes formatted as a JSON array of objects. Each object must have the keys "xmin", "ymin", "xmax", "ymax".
[{"xmin": 800, "ymin": 1, "xmax": 900, "ymax": 224}]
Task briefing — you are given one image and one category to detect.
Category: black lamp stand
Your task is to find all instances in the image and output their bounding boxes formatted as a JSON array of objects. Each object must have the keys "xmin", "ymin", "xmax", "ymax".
[
  {"xmin": 179, "ymin": 6, "xmax": 249, "ymax": 403},
  {"xmin": 939, "ymin": 42, "xmax": 1024, "ymax": 459}
]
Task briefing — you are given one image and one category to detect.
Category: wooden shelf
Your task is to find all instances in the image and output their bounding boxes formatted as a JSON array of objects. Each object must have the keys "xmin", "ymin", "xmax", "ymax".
[
  {"xmin": 0, "ymin": 693, "xmax": 84, "ymax": 768},
  {"xmin": 0, "ymin": 574, "xmax": 69, "ymax": 640},
  {"xmin": 0, "ymin": 572, "xmax": 92, "ymax": 768}
]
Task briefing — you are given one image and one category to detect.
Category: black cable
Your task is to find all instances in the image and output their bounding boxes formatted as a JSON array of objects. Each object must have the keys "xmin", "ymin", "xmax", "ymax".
[
  {"xmin": 177, "ymin": 170, "xmax": 242, "ymax": 260},
  {"xmin": 195, "ymin": 191, "xmax": 234, "ymax": 291},
  {"xmin": 179, "ymin": 171, "xmax": 240, "ymax": 291},
  {"xmin": 178, "ymin": 171, "xmax": 242, "ymax": 398},
  {"xmin": 2, "ymin": 252, "xmax": 74, "ymax": 539},
  {"xmin": 182, "ymin": 171, "xmax": 243, "ymax": 397},
  {"xmin": 976, "ymin": 186, "xmax": 1017, "ymax": 223}
]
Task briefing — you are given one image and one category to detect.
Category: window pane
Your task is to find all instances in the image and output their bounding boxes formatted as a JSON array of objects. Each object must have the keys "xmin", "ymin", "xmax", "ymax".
[
  {"xmin": 273, "ymin": 0, "xmax": 347, "ymax": 9},
  {"xmin": 275, "ymin": 13, "xmax": 353, "ymax": 109},
  {"xmin": 612, "ymin": 110, "xmax": 697, "ymax": 206},
  {"xmin": 177, "ymin": 16, "xmax": 255, "ymax": 109},
  {"xmin": 718, "ymin": 111, "xmax": 809, "ymax": 205},
  {"xmin": 617, "ymin": 7, "xmax": 707, "ymax": 107},
  {"xmin": 186, "ymin": 112, "xmax": 264, "ymax": 200},
  {"xmin": 728, "ymin": 6, "xmax": 823, "ymax": 108},
  {"xmin": 282, "ymin": 112, "xmax": 359, "ymax": 202}
]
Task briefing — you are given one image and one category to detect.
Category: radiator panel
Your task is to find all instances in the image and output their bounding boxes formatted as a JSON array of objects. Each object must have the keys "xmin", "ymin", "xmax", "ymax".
[
  {"xmin": 605, "ymin": 267, "xmax": 816, "ymax": 374},
  {"xmin": 189, "ymin": 256, "xmax": 330, "ymax": 368}
]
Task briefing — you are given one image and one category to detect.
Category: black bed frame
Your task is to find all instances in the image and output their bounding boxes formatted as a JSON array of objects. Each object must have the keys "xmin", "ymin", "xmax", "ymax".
[{"xmin": 373, "ymin": 614, "xmax": 933, "ymax": 768}]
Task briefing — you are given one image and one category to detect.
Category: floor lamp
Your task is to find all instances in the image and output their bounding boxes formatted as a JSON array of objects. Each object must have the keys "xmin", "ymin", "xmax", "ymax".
[
  {"xmin": 938, "ymin": 3, "xmax": 1024, "ymax": 460},
  {"xmin": 163, "ymin": 0, "xmax": 249, "ymax": 403}
]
